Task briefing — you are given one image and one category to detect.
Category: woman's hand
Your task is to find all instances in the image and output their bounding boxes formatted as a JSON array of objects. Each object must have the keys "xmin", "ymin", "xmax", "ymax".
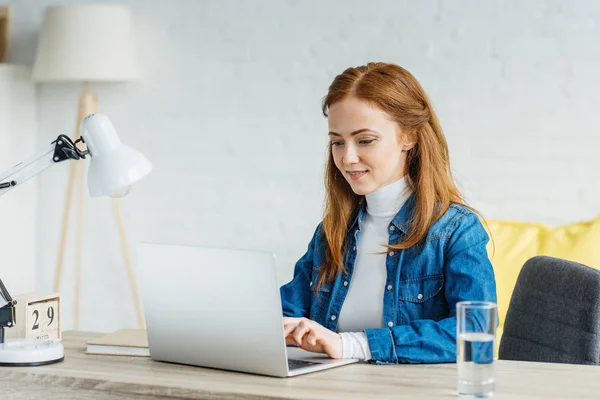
[{"xmin": 283, "ymin": 317, "xmax": 343, "ymax": 359}]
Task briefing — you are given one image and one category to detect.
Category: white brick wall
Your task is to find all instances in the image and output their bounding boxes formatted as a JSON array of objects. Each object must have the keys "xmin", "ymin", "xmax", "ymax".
[
  {"xmin": 0, "ymin": 65, "xmax": 37, "ymax": 297},
  {"xmin": 4, "ymin": 0, "xmax": 600, "ymax": 331}
]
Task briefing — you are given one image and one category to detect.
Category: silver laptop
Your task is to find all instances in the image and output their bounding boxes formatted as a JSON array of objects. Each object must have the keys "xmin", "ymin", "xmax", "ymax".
[{"xmin": 137, "ymin": 243, "xmax": 358, "ymax": 377}]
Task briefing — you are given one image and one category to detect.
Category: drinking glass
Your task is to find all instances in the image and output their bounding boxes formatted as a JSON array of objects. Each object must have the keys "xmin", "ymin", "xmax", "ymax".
[{"xmin": 456, "ymin": 301, "xmax": 497, "ymax": 398}]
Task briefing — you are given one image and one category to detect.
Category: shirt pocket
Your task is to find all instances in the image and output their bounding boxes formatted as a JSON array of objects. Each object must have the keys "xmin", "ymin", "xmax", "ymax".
[
  {"xmin": 309, "ymin": 269, "xmax": 332, "ymax": 323},
  {"xmin": 397, "ymin": 274, "xmax": 445, "ymax": 323}
]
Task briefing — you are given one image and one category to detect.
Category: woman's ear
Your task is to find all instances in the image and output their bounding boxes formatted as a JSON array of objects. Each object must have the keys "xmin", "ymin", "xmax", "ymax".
[{"xmin": 401, "ymin": 132, "xmax": 417, "ymax": 151}]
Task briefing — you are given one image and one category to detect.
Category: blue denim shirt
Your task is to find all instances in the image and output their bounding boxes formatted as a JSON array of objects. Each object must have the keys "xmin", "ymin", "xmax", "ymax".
[{"xmin": 280, "ymin": 195, "xmax": 497, "ymax": 364}]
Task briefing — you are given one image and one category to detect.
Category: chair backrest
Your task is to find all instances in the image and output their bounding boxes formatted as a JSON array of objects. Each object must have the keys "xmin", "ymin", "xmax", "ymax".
[{"xmin": 499, "ymin": 256, "xmax": 600, "ymax": 365}]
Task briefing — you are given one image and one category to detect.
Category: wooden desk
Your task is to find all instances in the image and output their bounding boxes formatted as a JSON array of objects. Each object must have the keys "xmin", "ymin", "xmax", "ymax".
[{"xmin": 0, "ymin": 331, "xmax": 598, "ymax": 399}]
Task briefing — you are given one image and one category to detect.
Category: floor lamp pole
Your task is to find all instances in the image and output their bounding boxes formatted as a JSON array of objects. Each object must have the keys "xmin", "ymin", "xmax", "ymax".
[{"xmin": 52, "ymin": 82, "xmax": 145, "ymax": 330}]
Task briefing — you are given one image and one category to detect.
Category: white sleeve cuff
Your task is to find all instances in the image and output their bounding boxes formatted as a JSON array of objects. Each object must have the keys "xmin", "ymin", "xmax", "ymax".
[{"xmin": 340, "ymin": 332, "xmax": 372, "ymax": 361}]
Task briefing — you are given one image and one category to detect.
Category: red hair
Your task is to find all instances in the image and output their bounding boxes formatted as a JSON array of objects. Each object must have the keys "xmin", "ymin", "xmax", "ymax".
[{"xmin": 318, "ymin": 62, "xmax": 468, "ymax": 290}]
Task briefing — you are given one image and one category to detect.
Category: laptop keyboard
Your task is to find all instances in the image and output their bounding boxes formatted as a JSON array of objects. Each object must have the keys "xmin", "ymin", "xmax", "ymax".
[{"xmin": 288, "ymin": 358, "xmax": 320, "ymax": 370}]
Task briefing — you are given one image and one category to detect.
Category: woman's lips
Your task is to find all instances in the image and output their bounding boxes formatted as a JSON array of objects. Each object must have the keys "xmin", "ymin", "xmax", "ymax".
[{"xmin": 348, "ymin": 171, "xmax": 368, "ymax": 180}]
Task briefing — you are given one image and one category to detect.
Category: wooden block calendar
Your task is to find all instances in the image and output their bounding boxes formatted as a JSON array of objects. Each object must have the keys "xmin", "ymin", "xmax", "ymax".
[{"xmin": 4, "ymin": 292, "xmax": 61, "ymax": 341}]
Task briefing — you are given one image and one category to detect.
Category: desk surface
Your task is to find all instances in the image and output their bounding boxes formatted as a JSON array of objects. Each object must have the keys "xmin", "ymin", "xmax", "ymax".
[{"xmin": 0, "ymin": 331, "xmax": 598, "ymax": 399}]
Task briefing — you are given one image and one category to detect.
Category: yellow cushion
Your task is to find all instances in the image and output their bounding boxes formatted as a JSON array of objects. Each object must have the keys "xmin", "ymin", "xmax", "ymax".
[
  {"xmin": 485, "ymin": 214, "xmax": 600, "ymax": 329},
  {"xmin": 541, "ymin": 217, "xmax": 600, "ymax": 269}
]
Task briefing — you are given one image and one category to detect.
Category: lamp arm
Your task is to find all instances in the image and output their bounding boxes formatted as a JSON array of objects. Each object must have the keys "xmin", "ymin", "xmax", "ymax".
[
  {"xmin": 0, "ymin": 278, "xmax": 13, "ymax": 305},
  {"xmin": 0, "ymin": 278, "xmax": 16, "ymax": 343},
  {"xmin": 0, "ymin": 134, "xmax": 90, "ymax": 342},
  {"xmin": 0, "ymin": 134, "xmax": 89, "ymax": 198}
]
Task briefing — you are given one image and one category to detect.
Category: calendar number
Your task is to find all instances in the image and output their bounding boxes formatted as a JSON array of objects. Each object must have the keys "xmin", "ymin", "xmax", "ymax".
[
  {"xmin": 32, "ymin": 310, "xmax": 39, "ymax": 330},
  {"xmin": 47, "ymin": 306, "xmax": 55, "ymax": 326},
  {"xmin": 28, "ymin": 301, "xmax": 59, "ymax": 339}
]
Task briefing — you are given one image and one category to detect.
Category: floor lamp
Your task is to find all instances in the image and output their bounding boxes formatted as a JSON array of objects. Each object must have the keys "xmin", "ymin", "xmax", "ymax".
[{"xmin": 32, "ymin": 5, "xmax": 144, "ymax": 330}]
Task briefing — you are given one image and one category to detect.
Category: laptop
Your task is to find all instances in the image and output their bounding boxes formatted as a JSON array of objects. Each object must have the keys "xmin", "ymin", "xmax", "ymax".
[{"xmin": 137, "ymin": 243, "xmax": 358, "ymax": 377}]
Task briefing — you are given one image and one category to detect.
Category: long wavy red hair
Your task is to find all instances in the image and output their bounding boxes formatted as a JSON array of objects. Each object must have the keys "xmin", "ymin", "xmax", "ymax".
[{"xmin": 317, "ymin": 62, "xmax": 468, "ymax": 290}]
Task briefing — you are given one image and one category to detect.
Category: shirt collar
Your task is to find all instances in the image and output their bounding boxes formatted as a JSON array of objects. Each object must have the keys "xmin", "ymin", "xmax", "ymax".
[
  {"xmin": 349, "ymin": 193, "xmax": 416, "ymax": 235},
  {"xmin": 390, "ymin": 192, "xmax": 416, "ymax": 234}
]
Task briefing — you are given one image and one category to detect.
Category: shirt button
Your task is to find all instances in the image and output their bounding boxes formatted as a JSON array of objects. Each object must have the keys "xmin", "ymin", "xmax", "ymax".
[
  {"xmin": 353, "ymin": 246, "xmax": 356, "ymax": 251},
  {"xmin": 388, "ymin": 251, "xmax": 395, "ymax": 256},
  {"xmin": 389, "ymin": 226, "xmax": 395, "ymax": 231},
  {"xmin": 310, "ymin": 281, "xmax": 313, "ymax": 286},
  {"xmin": 387, "ymin": 285, "xmax": 393, "ymax": 291},
  {"xmin": 343, "ymin": 281, "xmax": 349, "ymax": 287},
  {"xmin": 331, "ymin": 315, "xmax": 337, "ymax": 321},
  {"xmin": 388, "ymin": 321, "xmax": 394, "ymax": 327},
  {"xmin": 417, "ymin": 293, "xmax": 424, "ymax": 300}
]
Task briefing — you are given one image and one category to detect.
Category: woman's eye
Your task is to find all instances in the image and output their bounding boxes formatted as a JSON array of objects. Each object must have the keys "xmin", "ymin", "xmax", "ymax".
[
  {"xmin": 359, "ymin": 139, "xmax": 375, "ymax": 145},
  {"xmin": 331, "ymin": 141, "xmax": 344, "ymax": 147}
]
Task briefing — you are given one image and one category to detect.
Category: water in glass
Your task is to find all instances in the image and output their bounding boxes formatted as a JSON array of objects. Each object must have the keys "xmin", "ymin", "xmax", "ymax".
[{"xmin": 457, "ymin": 332, "xmax": 495, "ymax": 397}]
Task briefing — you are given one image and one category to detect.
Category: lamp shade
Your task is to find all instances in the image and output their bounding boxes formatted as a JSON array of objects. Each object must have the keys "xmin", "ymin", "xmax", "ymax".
[
  {"xmin": 81, "ymin": 114, "xmax": 151, "ymax": 197},
  {"xmin": 32, "ymin": 4, "xmax": 138, "ymax": 82}
]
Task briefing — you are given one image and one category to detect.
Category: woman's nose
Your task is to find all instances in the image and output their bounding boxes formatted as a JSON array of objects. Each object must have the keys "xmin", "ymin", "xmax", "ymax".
[{"xmin": 343, "ymin": 145, "xmax": 359, "ymax": 165}]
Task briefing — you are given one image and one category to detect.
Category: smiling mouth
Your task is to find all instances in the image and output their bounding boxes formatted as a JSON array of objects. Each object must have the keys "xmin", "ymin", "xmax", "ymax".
[{"xmin": 347, "ymin": 171, "xmax": 368, "ymax": 181}]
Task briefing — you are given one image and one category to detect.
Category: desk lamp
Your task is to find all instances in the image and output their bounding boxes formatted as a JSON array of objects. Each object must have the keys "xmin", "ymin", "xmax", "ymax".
[{"xmin": 0, "ymin": 113, "xmax": 151, "ymax": 366}]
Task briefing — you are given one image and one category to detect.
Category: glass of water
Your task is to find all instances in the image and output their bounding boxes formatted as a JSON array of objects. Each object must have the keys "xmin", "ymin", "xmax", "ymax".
[{"xmin": 456, "ymin": 301, "xmax": 497, "ymax": 398}]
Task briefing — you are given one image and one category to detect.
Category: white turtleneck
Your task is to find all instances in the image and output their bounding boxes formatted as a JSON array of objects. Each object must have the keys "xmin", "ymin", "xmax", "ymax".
[{"xmin": 338, "ymin": 177, "xmax": 411, "ymax": 360}]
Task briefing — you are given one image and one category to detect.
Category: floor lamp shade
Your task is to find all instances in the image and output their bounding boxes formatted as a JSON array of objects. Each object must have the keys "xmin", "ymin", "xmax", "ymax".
[
  {"xmin": 82, "ymin": 114, "xmax": 152, "ymax": 197},
  {"xmin": 32, "ymin": 4, "xmax": 139, "ymax": 82}
]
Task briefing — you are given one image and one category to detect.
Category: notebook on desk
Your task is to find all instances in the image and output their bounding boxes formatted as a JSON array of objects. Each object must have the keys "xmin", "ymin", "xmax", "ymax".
[{"xmin": 86, "ymin": 329, "xmax": 149, "ymax": 357}]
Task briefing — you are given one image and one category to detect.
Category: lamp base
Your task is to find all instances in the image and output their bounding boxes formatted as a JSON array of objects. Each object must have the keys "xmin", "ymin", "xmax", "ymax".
[{"xmin": 0, "ymin": 339, "xmax": 64, "ymax": 366}]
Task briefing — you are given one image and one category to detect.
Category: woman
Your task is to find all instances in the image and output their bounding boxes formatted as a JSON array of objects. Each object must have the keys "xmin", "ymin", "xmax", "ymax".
[{"xmin": 280, "ymin": 62, "xmax": 497, "ymax": 364}]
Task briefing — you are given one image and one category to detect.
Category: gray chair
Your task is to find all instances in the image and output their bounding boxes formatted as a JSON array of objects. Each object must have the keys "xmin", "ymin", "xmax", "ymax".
[{"xmin": 499, "ymin": 255, "xmax": 600, "ymax": 365}]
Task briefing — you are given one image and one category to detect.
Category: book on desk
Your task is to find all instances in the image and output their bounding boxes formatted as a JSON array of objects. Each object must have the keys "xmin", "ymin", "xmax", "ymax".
[{"xmin": 86, "ymin": 329, "xmax": 149, "ymax": 357}]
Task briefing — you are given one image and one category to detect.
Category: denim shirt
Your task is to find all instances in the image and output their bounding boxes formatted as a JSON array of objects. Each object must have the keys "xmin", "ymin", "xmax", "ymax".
[{"xmin": 280, "ymin": 195, "xmax": 497, "ymax": 364}]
